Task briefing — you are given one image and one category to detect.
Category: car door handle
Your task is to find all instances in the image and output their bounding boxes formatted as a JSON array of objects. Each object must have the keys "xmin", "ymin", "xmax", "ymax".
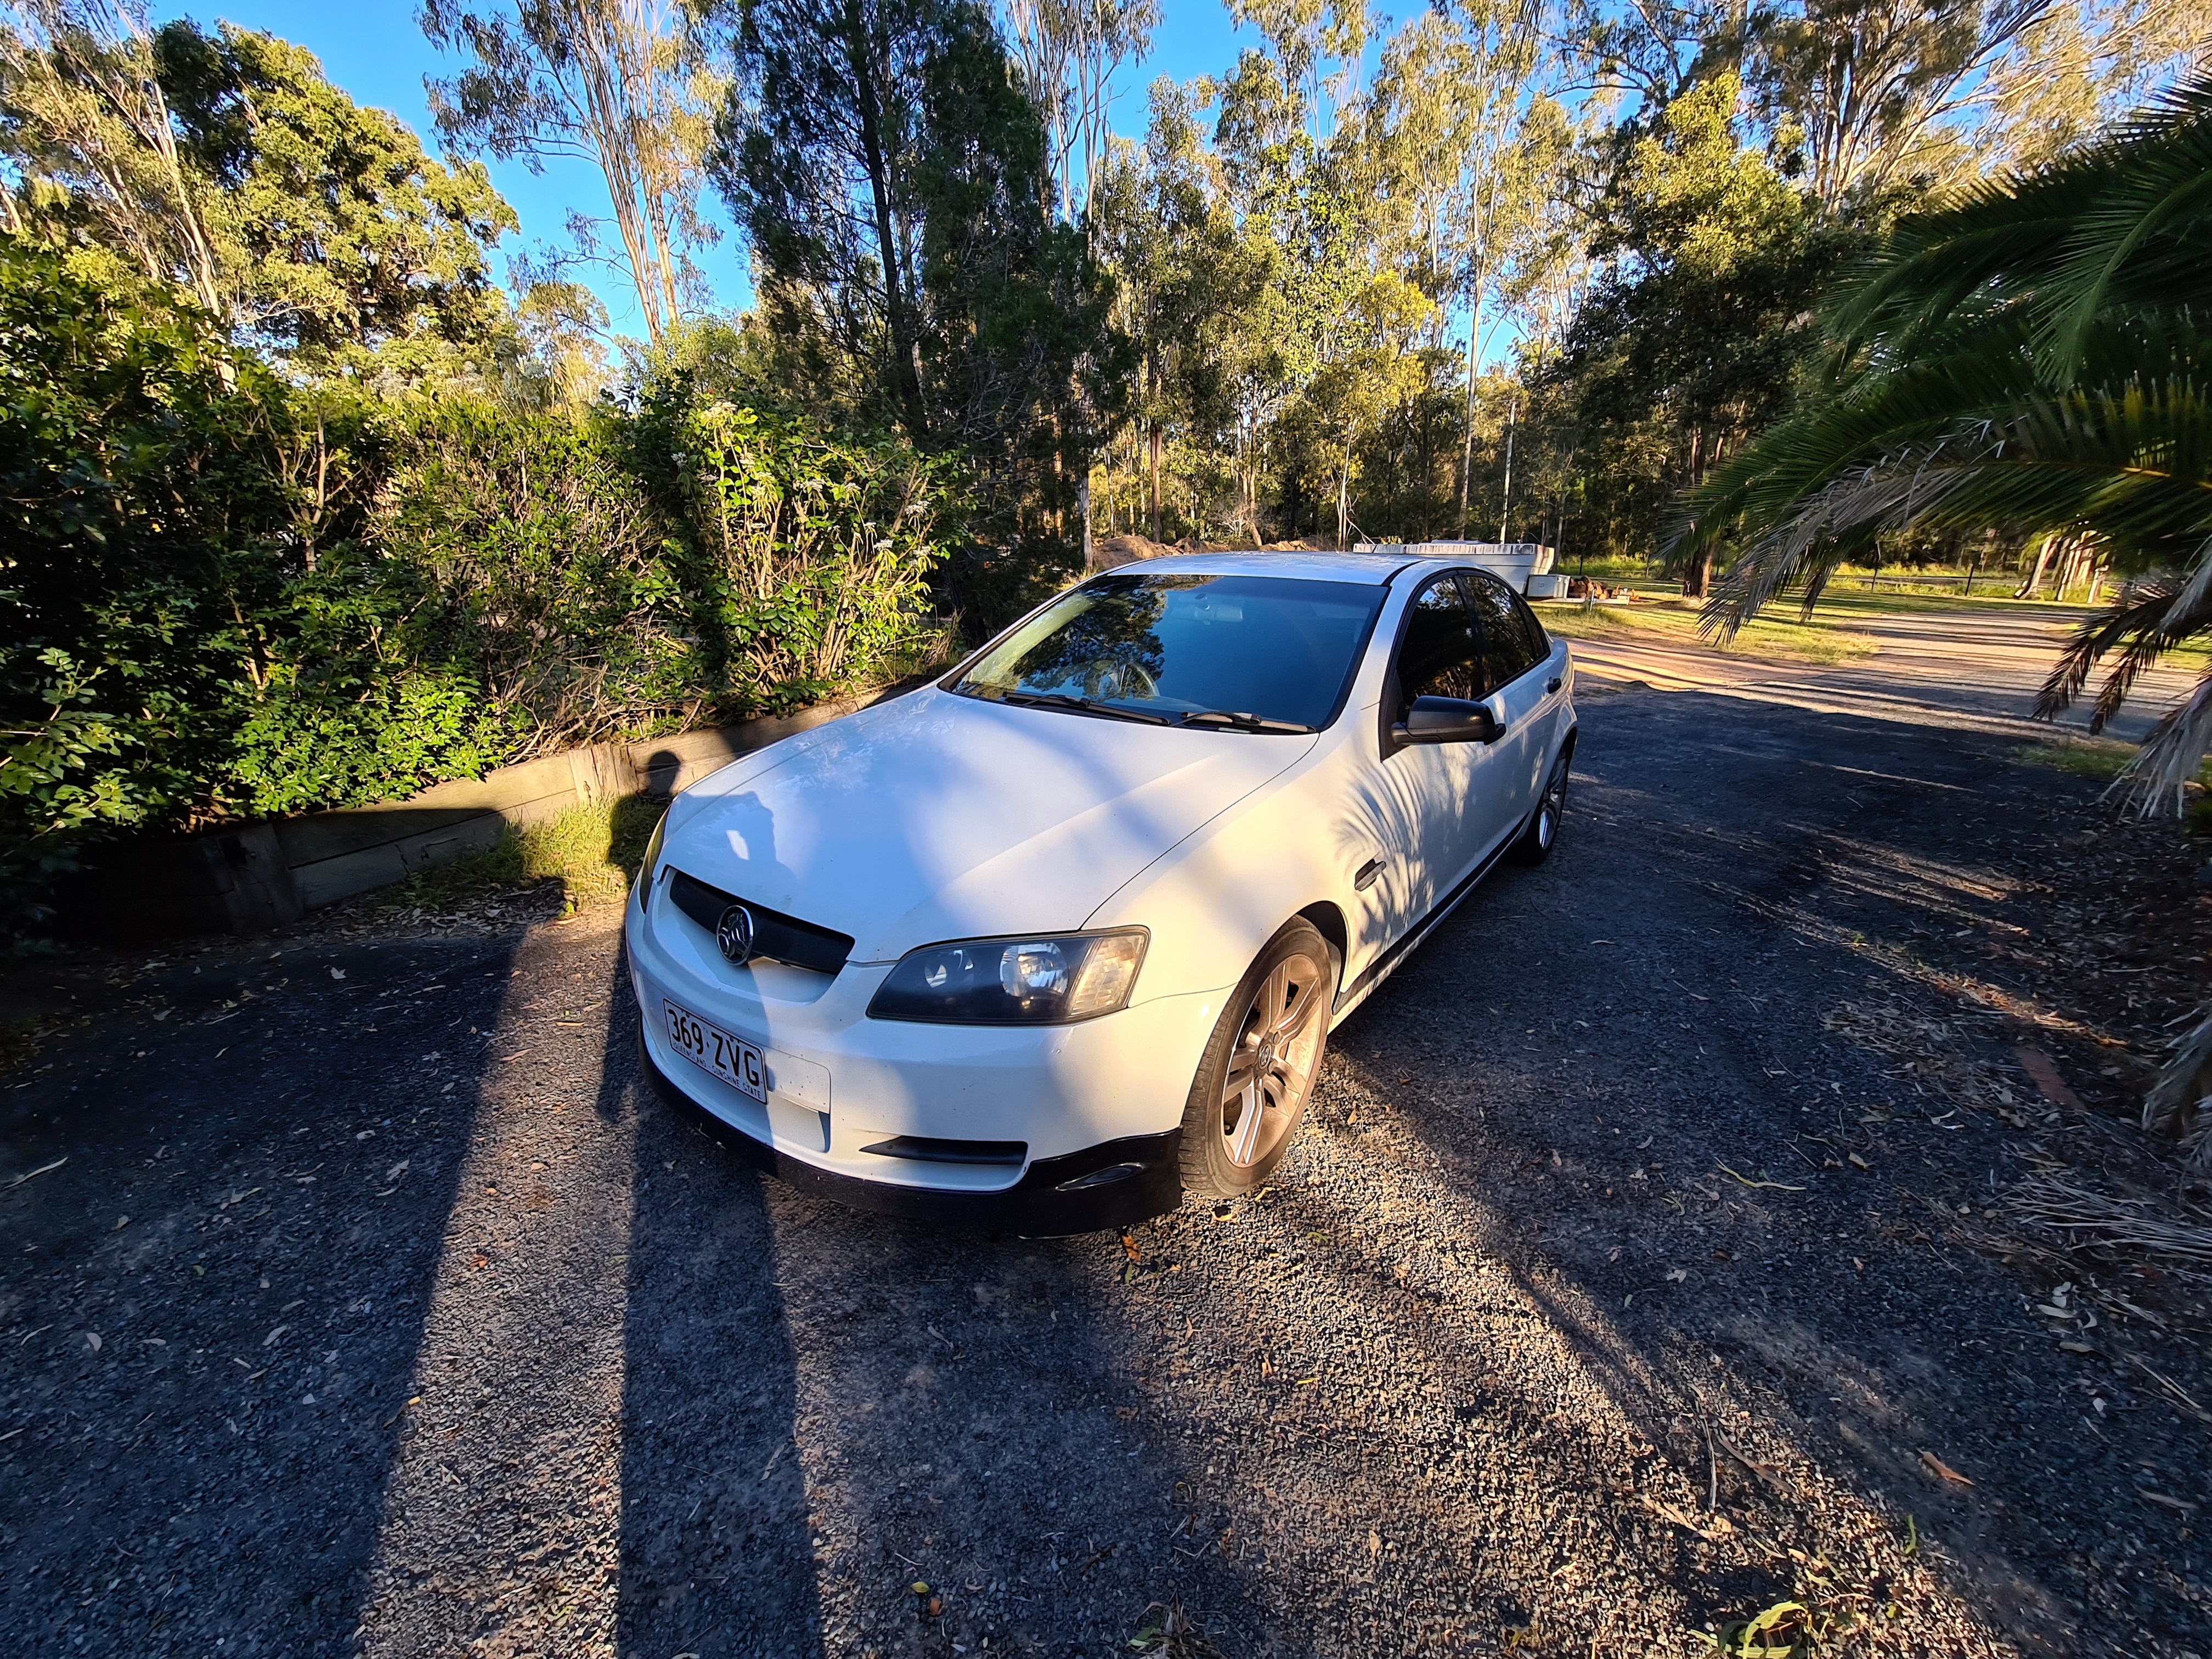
[
  {"xmin": 1355, "ymin": 857, "xmax": 1385, "ymax": 892},
  {"xmin": 1546, "ymin": 676, "xmax": 1562, "ymax": 693}
]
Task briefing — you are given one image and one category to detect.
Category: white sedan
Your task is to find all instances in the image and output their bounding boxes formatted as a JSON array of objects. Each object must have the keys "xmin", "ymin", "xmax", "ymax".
[{"xmin": 627, "ymin": 550, "xmax": 1576, "ymax": 1232}]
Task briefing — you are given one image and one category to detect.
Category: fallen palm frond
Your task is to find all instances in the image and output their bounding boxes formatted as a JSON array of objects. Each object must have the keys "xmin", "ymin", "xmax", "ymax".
[
  {"xmin": 2005, "ymin": 1171, "xmax": 2212, "ymax": 1276},
  {"xmin": 2143, "ymin": 1006, "xmax": 2212, "ymax": 1165}
]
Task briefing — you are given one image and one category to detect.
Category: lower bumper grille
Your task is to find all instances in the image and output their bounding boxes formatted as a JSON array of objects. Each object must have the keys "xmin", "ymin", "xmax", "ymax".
[{"xmin": 859, "ymin": 1135, "xmax": 1027, "ymax": 1167}]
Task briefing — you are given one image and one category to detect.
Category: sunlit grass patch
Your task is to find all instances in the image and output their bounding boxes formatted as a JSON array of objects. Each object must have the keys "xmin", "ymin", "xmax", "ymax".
[
  {"xmin": 382, "ymin": 793, "xmax": 665, "ymax": 916},
  {"xmin": 1541, "ymin": 596, "xmax": 1876, "ymax": 665}
]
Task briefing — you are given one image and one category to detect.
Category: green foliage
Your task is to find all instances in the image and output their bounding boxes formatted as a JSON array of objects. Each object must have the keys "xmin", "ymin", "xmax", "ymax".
[
  {"xmin": 711, "ymin": 0, "xmax": 1116, "ymax": 627},
  {"xmin": 0, "ymin": 230, "xmax": 961, "ymax": 933},
  {"xmin": 1685, "ymin": 72, "xmax": 2212, "ymax": 800},
  {"xmin": 637, "ymin": 380, "xmax": 955, "ymax": 710},
  {"xmin": 373, "ymin": 396, "xmax": 684, "ymax": 741},
  {"xmin": 0, "ymin": 242, "xmax": 290, "ymax": 850},
  {"xmin": 227, "ymin": 670, "xmax": 513, "ymax": 819},
  {"xmin": 153, "ymin": 20, "xmax": 518, "ymax": 377},
  {"xmin": 3, "ymin": 8, "xmax": 521, "ymax": 386},
  {"xmin": 1545, "ymin": 74, "xmax": 1847, "ymax": 584}
]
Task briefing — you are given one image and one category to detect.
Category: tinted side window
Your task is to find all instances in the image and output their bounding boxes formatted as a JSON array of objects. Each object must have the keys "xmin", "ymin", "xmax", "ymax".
[
  {"xmin": 1394, "ymin": 576, "xmax": 1481, "ymax": 715},
  {"xmin": 1462, "ymin": 571, "xmax": 1542, "ymax": 690},
  {"xmin": 1511, "ymin": 591, "xmax": 1550, "ymax": 664}
]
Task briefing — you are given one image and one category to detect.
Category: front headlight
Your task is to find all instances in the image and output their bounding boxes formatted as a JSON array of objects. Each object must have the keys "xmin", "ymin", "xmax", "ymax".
[{"xmin": 867, "ymin": 930, "xmax": 1148, "ymax": 1024}]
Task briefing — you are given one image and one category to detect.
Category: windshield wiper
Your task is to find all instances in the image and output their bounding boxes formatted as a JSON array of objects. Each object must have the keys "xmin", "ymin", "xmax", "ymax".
[
  {"xmin": 1179, "ymin": 709, "xmax": 1314, "ymax": 734},
  {"xmin": 991, "ymin": 690, "xmax": 1171, "ymax": 725}
]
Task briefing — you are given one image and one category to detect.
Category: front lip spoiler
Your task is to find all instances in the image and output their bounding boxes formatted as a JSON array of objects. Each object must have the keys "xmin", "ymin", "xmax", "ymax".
[{"xmin": 637, "ymin": 1032, "xmax": 1184, "ymax": 1236}]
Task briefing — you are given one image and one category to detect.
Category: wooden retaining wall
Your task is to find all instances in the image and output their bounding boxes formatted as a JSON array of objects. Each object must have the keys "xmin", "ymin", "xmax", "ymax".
[{"xmin": 80, "ymin": 692, "xmax": 878, "ymax": 940}]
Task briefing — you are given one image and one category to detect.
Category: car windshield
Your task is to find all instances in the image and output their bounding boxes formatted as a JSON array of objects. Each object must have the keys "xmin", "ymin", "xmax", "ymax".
[{"xmin": 952, "ymin": 572, "xmax": 1385, "ymax": 731}]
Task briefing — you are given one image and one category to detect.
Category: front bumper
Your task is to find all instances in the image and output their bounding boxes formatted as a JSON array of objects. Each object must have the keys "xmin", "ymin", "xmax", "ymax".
[
  {"xmin": 639, "ymin": 1035, "xmax": 1184, "ymax": 1234},
  {"xmin": 625, "ymin": 871, "xmax": 1222, "ymax": 1232}
]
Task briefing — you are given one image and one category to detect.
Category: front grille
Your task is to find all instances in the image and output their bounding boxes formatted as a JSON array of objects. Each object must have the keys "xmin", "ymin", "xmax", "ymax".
[{"xmin": 668, "ymin": 869, "xmax": 854, "ymax": 975}]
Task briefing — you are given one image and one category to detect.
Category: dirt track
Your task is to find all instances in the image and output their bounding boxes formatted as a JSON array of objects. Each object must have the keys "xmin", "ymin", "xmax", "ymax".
[{"xmin": 4, "ymin": 669, "xmax": 2209, "ymax": 1656}]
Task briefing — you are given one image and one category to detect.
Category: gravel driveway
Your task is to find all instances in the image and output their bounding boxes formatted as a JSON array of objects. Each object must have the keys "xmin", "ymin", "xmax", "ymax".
[{"xmin": 4, "ymin": 682, "xmax": 2208, "ymax": 1657}]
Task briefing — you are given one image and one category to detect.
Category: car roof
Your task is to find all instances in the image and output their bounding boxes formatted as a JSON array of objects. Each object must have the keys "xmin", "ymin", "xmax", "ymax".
[{"xmin": 1092, "ymin": 550, "xmax": 1453, "ymax": 586}]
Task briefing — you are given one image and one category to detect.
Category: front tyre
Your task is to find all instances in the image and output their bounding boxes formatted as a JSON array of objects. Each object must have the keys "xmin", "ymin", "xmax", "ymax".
[
  {"xmin": 1177, "ymin": 919, "xmax": 1336, "ymax": 1199},
  {"xmin": 1507, "ymin": 743, "xmax": 1571, "ymax": 867}
]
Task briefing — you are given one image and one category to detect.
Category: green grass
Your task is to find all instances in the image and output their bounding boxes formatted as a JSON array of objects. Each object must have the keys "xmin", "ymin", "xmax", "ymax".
[
  {"xmin": 2011, "ymin": 737, "xmax": 2138, "ymax": 782},
  {"xmin": 2013, "ymin": 739, "xmax": 2212, "ymax": 834},
  {"xmin": 382, "ymin": 793, "xmax": 665, "ymax": 916},
  {"xmin": 1542, "ymin": 593, "xmax": 1877, "ymax": 665}
]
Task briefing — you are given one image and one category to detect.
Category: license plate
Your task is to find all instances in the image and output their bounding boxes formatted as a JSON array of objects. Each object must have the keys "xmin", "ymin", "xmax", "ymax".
[{"xmin": 662, "ymin": 998, "xmax": 767, "ymax": 1103}]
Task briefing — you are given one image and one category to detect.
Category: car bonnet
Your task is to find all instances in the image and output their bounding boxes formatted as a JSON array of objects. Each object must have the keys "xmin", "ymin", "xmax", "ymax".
[{"xmin": 658, "ymin": 687, "xmax": 1318, "ymax": 962}]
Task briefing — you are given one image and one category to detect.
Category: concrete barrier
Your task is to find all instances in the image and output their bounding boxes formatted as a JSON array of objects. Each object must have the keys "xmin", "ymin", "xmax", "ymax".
[{"xmin": 76, "ymin": 691, "xmax": 883, "ymax": 940}]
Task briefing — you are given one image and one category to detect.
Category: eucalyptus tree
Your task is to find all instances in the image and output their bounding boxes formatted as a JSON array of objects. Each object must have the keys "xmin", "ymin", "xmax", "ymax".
[
  {"xmin": 1090, "ymin": 78, "xmax": 1263, "ymax": 538},
  {"xmin": 1400, "ymin": 0, "xmax": 1560, "ymax": 535},
  {"xmin": 1000, "ymin": 0, "xmax": 1156, "ymax": 223},
  {"xmin": 1226, "ymin": 0, "xmax": 1371, "ymax": 144},
  {"xmin": 712, "ymin": 0, "xmax": 1115, "ymax": 614},
  {"xmin": 1745, "ymin": 0, "xmax": 2212, "ymax": 211},
  {"xmin": 1550, "ymin": 72, "xmax": 1835, "ymax": 589},
  {"xmin": 1, "ymin": 0, "xmax": 225, "ymax": 314},
  {"xmin": 420, "ymin": 0, "xmax": 718, "ymax": 348},
  {"xmin": 2, "ymin": 5, "xmax": 518, "ymax": 379}
]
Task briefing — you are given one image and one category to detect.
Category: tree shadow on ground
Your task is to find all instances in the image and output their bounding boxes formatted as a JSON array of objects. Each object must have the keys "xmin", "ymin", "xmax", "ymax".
[
  {"xmin": 1306, "ymin": 689, "xmax": 2207, "ymax": 1654},
  {"xmin": 0, "ymin": 929, "xmax": 521, "ymax": 1656}
]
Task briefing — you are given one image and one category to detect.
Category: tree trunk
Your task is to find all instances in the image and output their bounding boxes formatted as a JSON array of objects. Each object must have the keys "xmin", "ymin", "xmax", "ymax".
[
  {"xmin": 1336, "ymin": 450, "xmax": 1351, "ymax": 551},
  {"xmin": 2016, "ymin": 534, "xmax": 2056, "ymax": 598},
  {"xmin": 2057, "ymin": 538, "xmax": 2091, "ymax": 601},
  {"xmin": 843, "ymin": 0, "xmax": 924, "ymax": 436},
  {"xmin": 1496, "ymin": 391, "xmax": 1518, "ymax": 543},
  {"xmin": 1457, "ymin": 306, "xmax": 1479, "ymax": 539},
  {"xmin": 1148, "ymin": 424, "xmax": 1162, "ymax": 541},
  {"xmin": 1683, "ymin": 546, "xmax": 1714, "ymax": 600}
]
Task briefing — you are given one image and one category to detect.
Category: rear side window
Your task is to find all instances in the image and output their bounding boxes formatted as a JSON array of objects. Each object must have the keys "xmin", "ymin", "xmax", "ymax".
[
  {"xmin": 1510, "ymin": 588, "xmax": 1550, "ymax": 663},
  {"xmin": 1462, "ymin": 571, "xmax": 1544, "ymax": 691},
  {"xmin": 1393, "ymin": 575, "xmax": 1481, "ymax": 715}
]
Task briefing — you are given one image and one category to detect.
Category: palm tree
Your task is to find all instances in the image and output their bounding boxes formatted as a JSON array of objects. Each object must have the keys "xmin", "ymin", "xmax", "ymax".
[{"xmin": 1672, "ymin": 75, "xmax": 2212, "ymax": 1154}]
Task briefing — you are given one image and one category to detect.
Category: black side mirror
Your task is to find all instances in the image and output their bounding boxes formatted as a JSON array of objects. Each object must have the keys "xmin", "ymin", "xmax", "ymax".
[{"xmin": 1396, "ymin": 695, "xmax": 1502, "ymax": 746}]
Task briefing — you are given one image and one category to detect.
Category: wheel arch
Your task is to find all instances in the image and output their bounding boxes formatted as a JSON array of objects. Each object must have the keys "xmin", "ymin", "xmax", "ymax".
[{"xmin": 1297, "ymin": 900, "xmax": 1349, "ymax": 989}]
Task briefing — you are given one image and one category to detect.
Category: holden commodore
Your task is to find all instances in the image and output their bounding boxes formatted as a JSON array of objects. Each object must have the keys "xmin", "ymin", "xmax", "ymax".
[{"xmin": 628, "ymin": 550, "xmax": 1575, "ymax": 1233}]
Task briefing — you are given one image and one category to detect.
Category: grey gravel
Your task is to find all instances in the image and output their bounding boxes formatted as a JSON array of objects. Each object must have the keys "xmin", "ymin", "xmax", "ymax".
[{"xmin": 3, "ymin": 684, "xmax": 2208, "ymax": 1657}]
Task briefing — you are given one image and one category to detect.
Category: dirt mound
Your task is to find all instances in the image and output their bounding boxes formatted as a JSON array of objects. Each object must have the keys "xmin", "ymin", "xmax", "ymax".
[{"xmin": 1091, "ymin": 533, "xmax": 1340, "ymax": 570}]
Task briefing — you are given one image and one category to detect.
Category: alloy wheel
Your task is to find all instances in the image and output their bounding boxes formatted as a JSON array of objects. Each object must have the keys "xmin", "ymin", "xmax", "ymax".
[
  {"xmin": 1536, "ymin": 753, "xmax": 1569, "ymax": 849},
  {"xmin": 1218, "ymin": 950, "xmax": 1330, "ymax": 1167}
]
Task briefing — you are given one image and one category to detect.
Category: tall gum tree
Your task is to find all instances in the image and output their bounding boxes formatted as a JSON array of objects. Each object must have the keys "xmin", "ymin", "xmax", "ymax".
[{"xmin": 420, "ymin": 0, "xmax": 718, "ymax": 348}]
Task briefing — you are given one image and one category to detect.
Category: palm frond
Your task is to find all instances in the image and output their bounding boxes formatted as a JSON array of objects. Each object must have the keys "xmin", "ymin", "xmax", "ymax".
[
  {"xmin": 2111, "ymin": 667, "xmax": 2212, "ymax": 815},
  {"xmin": 1680, "ymin": 71, "xmax": 2212, "ymax": 802},
  {"xmin": 2033, "ymin": 569, "xmax": 2212, "ymax": 730}
]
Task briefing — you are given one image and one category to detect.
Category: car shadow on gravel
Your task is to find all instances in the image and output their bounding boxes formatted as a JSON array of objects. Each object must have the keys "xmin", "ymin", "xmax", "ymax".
[
  {"xmin": 0, "ymin": 931, "xmax": 522, "ymax": 1656},
  {"xmin": 611, "ymin": 991, "xmax": 1268, "ymax": 1655},
  {"xmin": 608, "ymin": 932, "xmax": 827, "ymax": 1658}
]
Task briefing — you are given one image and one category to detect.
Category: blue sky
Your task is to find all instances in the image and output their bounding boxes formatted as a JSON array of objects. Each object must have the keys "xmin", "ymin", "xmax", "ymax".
[{"xmin": 155, "ymin": 0, "xmax": 1268, "ymax": 341}]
